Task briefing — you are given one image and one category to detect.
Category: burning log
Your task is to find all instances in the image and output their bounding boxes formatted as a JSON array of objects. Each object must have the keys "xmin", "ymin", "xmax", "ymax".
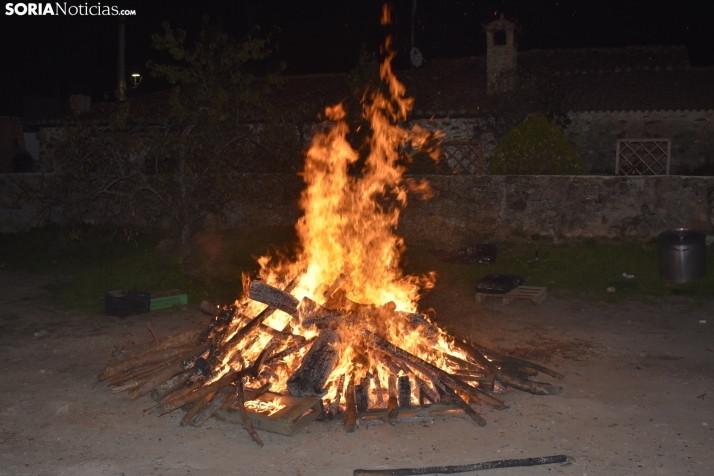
[
  {"xmin": 356, "ymin": 376, "xmax": 370, "ymax": 412},
  {"xmin": 287, "ymin": 328, "xmax": 340, "ymax": 397},
  {"xmin": 353, "ymin": 454, "xmax": 569, "ymax": 475},
  {"xmin": 373, "ymin": 370, "xmax": 386, "ymax": 407},
  {"xmin": 362, "ymin": 331, "xmax": 489, "ymax": 426},
  {"xmin": 329, "ymin": 374, "xmax": 346, "ymax": 415},
  {"xmin": 298, "ymin": 297, "xmax": 345, "ymax": 328},
  {"xmin": 323, "ymin": 273, "xmax": 346, "ymax": 299},
  {"xmin": 265, "ymin": 337, "xmax": 316, "ymax": 366},
  {"xmin": 344, "ymin": 373, "xmax": 357, "ymax": 432},
  {"xmin": 397, "ymin": 376, "xmax": 411, "ymax": 409},
  {"xmin": 387, "ymin": 374, "xmax": 399, "ymax": 418},
  {"xmin": 248, "ymin": 280, "xmax": 299, "ymax": 318}
]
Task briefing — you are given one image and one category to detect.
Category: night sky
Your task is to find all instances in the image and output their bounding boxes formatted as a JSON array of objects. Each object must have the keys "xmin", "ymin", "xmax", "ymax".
[{"xmin": 1, "ymin": 0, "xmax": 713, "ymax": 115}]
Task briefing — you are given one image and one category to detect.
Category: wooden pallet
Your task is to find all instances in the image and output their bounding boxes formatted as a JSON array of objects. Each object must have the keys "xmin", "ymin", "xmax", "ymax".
[
  {"xmin": 476, "ymin": 286, "xmax": 548, "ymax": 305},
  {"xmin": 215, "ymin": 391, "xmax": 321, "ymax": 437}
]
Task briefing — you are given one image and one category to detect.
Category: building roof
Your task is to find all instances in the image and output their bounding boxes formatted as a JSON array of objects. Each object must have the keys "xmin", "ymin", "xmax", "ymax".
[{"xmin": 36, "ymin": 45, "xmax": 714, "ymax": 127}]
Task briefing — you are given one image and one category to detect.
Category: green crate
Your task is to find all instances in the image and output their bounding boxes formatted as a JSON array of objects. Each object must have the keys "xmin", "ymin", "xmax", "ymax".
[{"xmin": 150, "ymin": 293, "xmax": 188, "ymax": 310}]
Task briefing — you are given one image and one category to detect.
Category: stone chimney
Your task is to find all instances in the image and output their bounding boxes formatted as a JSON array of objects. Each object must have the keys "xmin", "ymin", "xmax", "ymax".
[{"xmin": 483, "ymin": 14, "xmax": 517, "ymax": 94}]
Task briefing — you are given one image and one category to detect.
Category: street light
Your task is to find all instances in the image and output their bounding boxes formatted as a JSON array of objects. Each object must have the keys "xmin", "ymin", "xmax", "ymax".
[{"xmin": 131, "ymin": 73, "xmax": 142, "ymax": 89}]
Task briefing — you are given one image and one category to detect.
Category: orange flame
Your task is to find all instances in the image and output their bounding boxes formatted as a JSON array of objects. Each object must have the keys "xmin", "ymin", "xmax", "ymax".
[{"xmin": 218, "ymin": 6, "xmax": 474, "ymax": 408}]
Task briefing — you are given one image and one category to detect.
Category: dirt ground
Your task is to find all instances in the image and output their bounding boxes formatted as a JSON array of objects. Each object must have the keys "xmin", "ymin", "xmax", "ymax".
[{"xmin": 1, "ymin": 270, "xmax": 712, "ymax": 476}]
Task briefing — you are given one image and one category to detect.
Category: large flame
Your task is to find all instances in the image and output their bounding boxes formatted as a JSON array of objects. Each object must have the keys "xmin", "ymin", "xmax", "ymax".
[{"xmin": 216, "ymin": 6, "xmax": 463, "ymax": 408}]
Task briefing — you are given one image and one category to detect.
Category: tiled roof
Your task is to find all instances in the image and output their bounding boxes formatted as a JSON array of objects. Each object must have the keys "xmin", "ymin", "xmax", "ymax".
[{"xmin": 38, "ymin": 45, "xmax": 713, "ymax": 127}]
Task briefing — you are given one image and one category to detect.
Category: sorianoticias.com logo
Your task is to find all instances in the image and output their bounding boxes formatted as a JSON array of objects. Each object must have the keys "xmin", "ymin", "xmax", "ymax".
[{"xmin": 5, "ymin": 3, "xmax": 136, "ymax": 15}]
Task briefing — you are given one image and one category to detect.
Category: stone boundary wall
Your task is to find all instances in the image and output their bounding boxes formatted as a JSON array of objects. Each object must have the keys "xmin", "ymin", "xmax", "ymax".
[
  {"xmin": 565, "ymin": 110, "xmax": 714, "ymax": 175},
  {"xmin": 2, "ymin": 174, "xmax": 712, "ymax": 246}
]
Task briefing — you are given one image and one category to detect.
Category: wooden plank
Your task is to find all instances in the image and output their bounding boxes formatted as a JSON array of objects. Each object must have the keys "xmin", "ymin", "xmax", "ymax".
[
  {"xmin": 215, "ymin": 392, "xmax": 321, "ymax": 437},
  {"xmin": 476, "ymin": 286, "xmax": 548, "ymax": 306}
]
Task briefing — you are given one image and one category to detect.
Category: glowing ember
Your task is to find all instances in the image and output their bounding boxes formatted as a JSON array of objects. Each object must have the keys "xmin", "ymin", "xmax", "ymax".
[{"xmin": 244, "ymin": 398, "xmax": 286, "ymax": 417}]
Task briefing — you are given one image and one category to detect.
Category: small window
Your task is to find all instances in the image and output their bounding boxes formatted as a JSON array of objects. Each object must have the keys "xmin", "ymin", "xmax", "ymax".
[{"xmin": 493, "ymin": 30, "xmax": 507, "ymax": 45}]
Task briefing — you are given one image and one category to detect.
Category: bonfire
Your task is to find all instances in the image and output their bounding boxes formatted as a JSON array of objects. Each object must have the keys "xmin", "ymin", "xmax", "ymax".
[{"xmin": 99, "ymin": 5, "xmax": 563, "ymax": 447}]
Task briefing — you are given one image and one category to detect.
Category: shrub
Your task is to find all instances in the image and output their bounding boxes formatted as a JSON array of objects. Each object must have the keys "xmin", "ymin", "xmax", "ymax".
[{"xmin": 490, "ymin": 113, "xmax": 586, "ymax": 174}]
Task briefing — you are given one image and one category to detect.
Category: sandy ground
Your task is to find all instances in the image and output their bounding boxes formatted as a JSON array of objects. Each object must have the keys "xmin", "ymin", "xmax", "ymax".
[{"xmin": 0, "ymin": 270, "xmax": 712, "ymax": 476}]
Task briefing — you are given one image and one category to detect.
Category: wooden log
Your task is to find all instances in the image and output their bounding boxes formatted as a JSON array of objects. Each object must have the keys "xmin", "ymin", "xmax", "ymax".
[
  {"xmin": 355, "ymin": 377, "xmax": 370, "ymax": 412},
  {"xmin": 287, "ymin": 328, "xmax": 340, "ymax": 397},
  {"xmin": 299, "ymin": 296, "xmax": 344, "ymax": 327},
  {"xmin": 362, "ymin": 331, "xmax": 504, "ymax": 410},
  {"xmin": 153, "ymin": 371, "xmax": 242, "ymax": 416},
  {"xmin": 111, "ymin": 376, "xmax": 150, "ymax": 394},
  {"xmin": 451, "ymin": 339, "xmax": 562, "ymax": 396},
  {"xmin": 393, "ymin": 360, "xmax": 440, "ymax": 404},
  {"xmin": 110, "ymin": 320, "xmax": 207, "ymax": 362},
  {"xmin": 200, "ymin": 301, "xmax": 302, "ymax": 342},
  {"xmin": 234, "ymin": 379, "xmax": 264, "ymax": 447},
  {"xmin": 357, "ymin": 402, "xmax": 459, "ymax": 419},
  {"xmin": 456, "ymin": 338, "xmax": 565, "ymax": 380},
  {"xmin": 265, "ymin": 336, "xmax": 316, "ymax": 366},
  {"xmin": 151, "ymin": 369, "xmax": 193, "ymax": 402},
  {"xmin": 190, "ymin": 386, "xmax": 235, "ymax": 427},
  {"xmin": 344, "ymin": 373, "xmax": 357, "ymax": 432},
  {"xmin": 498, "ymin": 362, "xmax": 539, "ymax": 377},
  {"xmin": 249, "ymin": 280, "xmax": 299, "ymax": 317},
  {"xmin": 100, "ymin": 344, "xmax": 195, "ymax": 381},
  {"xmin": 129, "ymin": 342, "xmax": 211, "ymax": 401},
  {"xmin": 387, "ymin": 374, "xmax": 399, "ymax": 419},
  {"xmin": 492, "ymin": 372, "xmax": 562, "ymax": 395},
  {"xmin": 352, "ymin": 454, "xmax": 569, "ymax": 475},
  {"xmin": 362, "ymin": 331, "xmax": 489, "ymax": 426},
  {"xmin": 373, "ymin": 370, "xmax": 385, "ymax": 407},
  {"xmin": 323, "ymin": 273, "xmax": 346, "ymax": 299},
  {"xmin": 108, "ymin": 362, "xmax": 165, "ymax": 386},
  {"xmin": 180, "ymin": 394, "xmax": 211, "ymax": 427},
  {"xmin": 329, "ymin": 374, "xmax": 346, "ymax": 415},
  {"xmin": 224, "ymin": 274, "xmax": 303, "ymax": 346},
  {"xmin": 397, "ymin": 375, "xmax": 411, "ymax": 409}
]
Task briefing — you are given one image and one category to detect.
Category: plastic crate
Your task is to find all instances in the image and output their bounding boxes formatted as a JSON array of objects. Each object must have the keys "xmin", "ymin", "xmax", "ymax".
[
  {"xmin": 105, "ymin": 291, "xmax": 151, "ymax": 318},
  {"xmin": 150, "ymin": 293, "xmax": 188, "ymax": 311}
]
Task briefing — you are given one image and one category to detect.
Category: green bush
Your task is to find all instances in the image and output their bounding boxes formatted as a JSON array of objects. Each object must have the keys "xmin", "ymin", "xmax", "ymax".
[{"xmin": 490, "ymin": 113, "xmax": 586, "ymax": 175}]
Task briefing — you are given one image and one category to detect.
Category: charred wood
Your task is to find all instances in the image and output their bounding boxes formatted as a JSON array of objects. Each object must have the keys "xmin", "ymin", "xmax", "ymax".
[
  {"xmin": 287, "ymin": 329, "xmax": 340, "ymax": 397},
  {"xmin": 329, "ymin": 374, "xmax": 346, "ymax": 415},
  {"xmin": 356, "ymin": 377, "xmax": 370, "ymax": 412},
  {"xmin": 248, "ymin": 280, "xmax": 299, "ymax": 318},
  {"xmin": 344, "ymin": 373, "xmax": 357, "ymax": 432},
  {"xmin": 398, "ymin": 375, "xmax": 412, "ymax": 409},
  {"xmin": 352, "ymin": 454, "xmax": 569, "ymax": 475},
  {"xmin": 387, "ymin": 374, "xmax": 399, "ymax": 419},
  {"xmin": 265, "ymin": 336, "xmax": 316, "ymax": 366}
]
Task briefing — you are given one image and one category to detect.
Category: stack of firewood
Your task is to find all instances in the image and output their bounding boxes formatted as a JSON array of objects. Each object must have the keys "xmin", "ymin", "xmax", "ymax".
[{"xmin": 99, "ymin": 276, "xmax": 564, "ymax": 446}]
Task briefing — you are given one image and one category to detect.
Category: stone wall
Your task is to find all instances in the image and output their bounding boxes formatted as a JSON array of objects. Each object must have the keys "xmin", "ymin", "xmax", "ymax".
[
  {"xmin": 399, "ymin": 175, "xmax": 713, "ymax": 247},
  {"xmin": 2, "ymin": 174, "xmax": 712, "ymax": 246},
  {"xmin": 565, "ymin": 110, "xmax": 714, "ymax": 175}
]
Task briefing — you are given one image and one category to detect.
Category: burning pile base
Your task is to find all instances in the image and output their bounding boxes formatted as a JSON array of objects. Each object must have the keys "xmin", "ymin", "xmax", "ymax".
[{"xmin": 99, "ymin": 277, "xmax": 564, "ymax": 446}]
